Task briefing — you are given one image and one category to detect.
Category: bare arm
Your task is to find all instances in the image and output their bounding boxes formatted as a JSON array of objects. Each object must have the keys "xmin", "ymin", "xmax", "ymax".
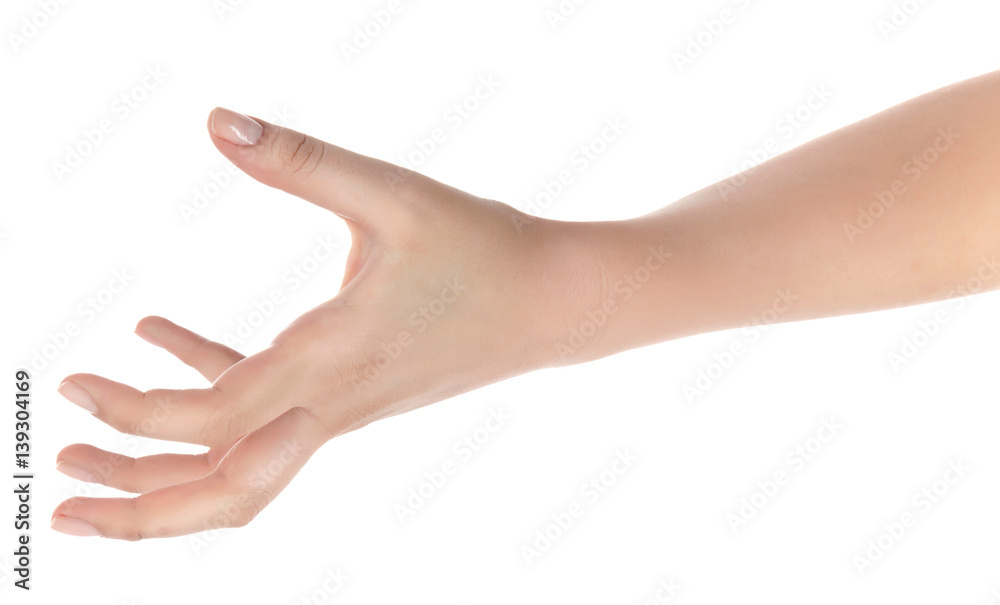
[
  {"xmin": 52, "ymin": 70, "xmax": 1000, "ymax": 539},
  {"xmin": 546, "ymin": 68, "xmax": 1000, "ymax": 363}
]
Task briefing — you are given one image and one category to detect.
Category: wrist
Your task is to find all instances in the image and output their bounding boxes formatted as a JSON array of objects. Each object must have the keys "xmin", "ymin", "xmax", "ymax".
[{"xmin": 525, "ymin": 216, "xmax": 677, "ymax": 367}]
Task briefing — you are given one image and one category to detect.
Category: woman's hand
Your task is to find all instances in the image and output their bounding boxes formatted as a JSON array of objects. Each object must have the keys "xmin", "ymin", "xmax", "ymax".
[
  {"xmin": 53, "ymin": 70, "xmax": 1000, "ymax": 540},
  {"xmin": 50, "ymin": 108, "xmax": 602, "ymax": 539}
]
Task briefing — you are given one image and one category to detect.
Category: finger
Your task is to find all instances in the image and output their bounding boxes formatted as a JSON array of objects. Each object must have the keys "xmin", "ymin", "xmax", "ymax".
[
  {"xmin": 56, "ymin": 441, "xmax": 236, "ymax": 494},
  {"xmin": 135, "ymin": 315, "xmax": 244, "ymax": 382},
  {"xmin": 51, "ymin": 407, "xmax": 327, "ymax": 540},
  {"xmin": 207, "ymin": 107, "xmax": 399, "ymax": 228},
  {"xmin": 57, "ymin": 374, "xmax": 221, "ymax": 446},
  {"xmin": 58, "ymin": 346, "xmax": 294, "ymax": 449}
]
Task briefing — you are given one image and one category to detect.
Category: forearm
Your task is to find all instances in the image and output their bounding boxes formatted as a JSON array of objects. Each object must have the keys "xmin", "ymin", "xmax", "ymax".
[{"xmin": 543, "ymin": 69, "xmax": 1000, "ymax": 365}]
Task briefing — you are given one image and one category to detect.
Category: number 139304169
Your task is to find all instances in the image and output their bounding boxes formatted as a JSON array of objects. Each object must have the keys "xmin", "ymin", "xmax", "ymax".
[{"xmin": 12, "ymin": 370, "xmax": 32, "ymax": 591}]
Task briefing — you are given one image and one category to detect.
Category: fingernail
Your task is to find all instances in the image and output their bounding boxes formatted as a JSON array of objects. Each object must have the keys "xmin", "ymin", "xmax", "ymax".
[
  {"xmin": 135, "ymin": 325, "xmax": 163, "ymax": 348},
  {"xmin": 51, "ymin": 516, "xmax": 101, "ymax": 537},
  {"xmin": 210, "ymin": 107, "xmax": 262, "ymax": 146},
  {"xmin": 56, "ymin": 461, "xmax": 97, "ymax": 483},
  {"xmin": 57, "ymin": 381, "xmax": 98, "ymax": 414}
]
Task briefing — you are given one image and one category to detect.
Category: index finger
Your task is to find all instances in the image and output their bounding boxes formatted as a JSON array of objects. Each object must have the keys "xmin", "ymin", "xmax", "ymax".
[{"xmin": 57, "ymin": 346, "xmax": 292, "ymax": 448}]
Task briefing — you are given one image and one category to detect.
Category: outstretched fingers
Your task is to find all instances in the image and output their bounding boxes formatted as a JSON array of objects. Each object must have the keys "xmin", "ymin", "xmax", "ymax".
[
  {"xmin": 57, "ymin": 345, "xmax": 292, "ymax": 449},
  {"xmin": 134, "ymin": 315, "xmax": 244, "ymax": 381},
  {"xmin": 56, "ymin": 319, "xmax": 247, "ymax": 491},
  {"xmin": 57, "ymin": 375, "xmax": 224, "ymax": 445},
  {"xmin": 51, "ymin": 407, "xmax": 328, "ymax": 539},
  {"xmin": 55, "ymin": 442, "xmax": 236, "ymax": 494}
]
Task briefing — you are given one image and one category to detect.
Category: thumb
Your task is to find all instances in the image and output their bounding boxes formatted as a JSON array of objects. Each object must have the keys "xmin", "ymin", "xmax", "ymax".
[{"xmin": 207, "ymin": 107, "xmax": 394, "ymax": 227}]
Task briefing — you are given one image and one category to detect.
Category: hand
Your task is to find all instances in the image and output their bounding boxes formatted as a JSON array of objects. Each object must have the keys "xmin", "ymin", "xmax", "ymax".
[{"xmin": 51, "ymin": 108, "xmax": 600, "ymax": 539}]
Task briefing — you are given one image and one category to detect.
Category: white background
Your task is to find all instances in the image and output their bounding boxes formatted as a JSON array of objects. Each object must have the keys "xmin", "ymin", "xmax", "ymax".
[{"xmin": 3, "ymin": 0, "xmax": 1000, "ymax": 603}]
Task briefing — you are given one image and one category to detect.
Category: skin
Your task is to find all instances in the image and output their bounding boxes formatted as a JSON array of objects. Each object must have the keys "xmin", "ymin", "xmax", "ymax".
[{"xmin": 52, "ymin": 68, "xmax": 1000, "ymax": 539}]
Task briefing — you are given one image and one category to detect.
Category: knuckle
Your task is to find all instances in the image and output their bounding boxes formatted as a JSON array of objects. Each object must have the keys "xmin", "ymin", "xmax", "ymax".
[
  {"xmin": 109, "ymin": 457, "xmax": 142, "ymax": 493},
  {"xmin": 117, "ymin": 475, "xmax": 145, "ymax": 495},
  {"xmin": 118, "ymin": 480, "xmax": 143, "ymax": 495},
  {"xmin": 279, "ymin": 132, "xmax": 326, "ymax": 178},
  {"xmin": 122, "ymin": 498, "xmax": 146, "ymax": 541},
  {"xmin": 127, "ymin": 389, "xmax": 170, "ymax": 437},
  {"xmin": 201, "ymin": 407, "xmax": 248, "ymax": 447},
  {"xmin": 111, "ymin": 406, "xmax": 144, "ymax": 438}
]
